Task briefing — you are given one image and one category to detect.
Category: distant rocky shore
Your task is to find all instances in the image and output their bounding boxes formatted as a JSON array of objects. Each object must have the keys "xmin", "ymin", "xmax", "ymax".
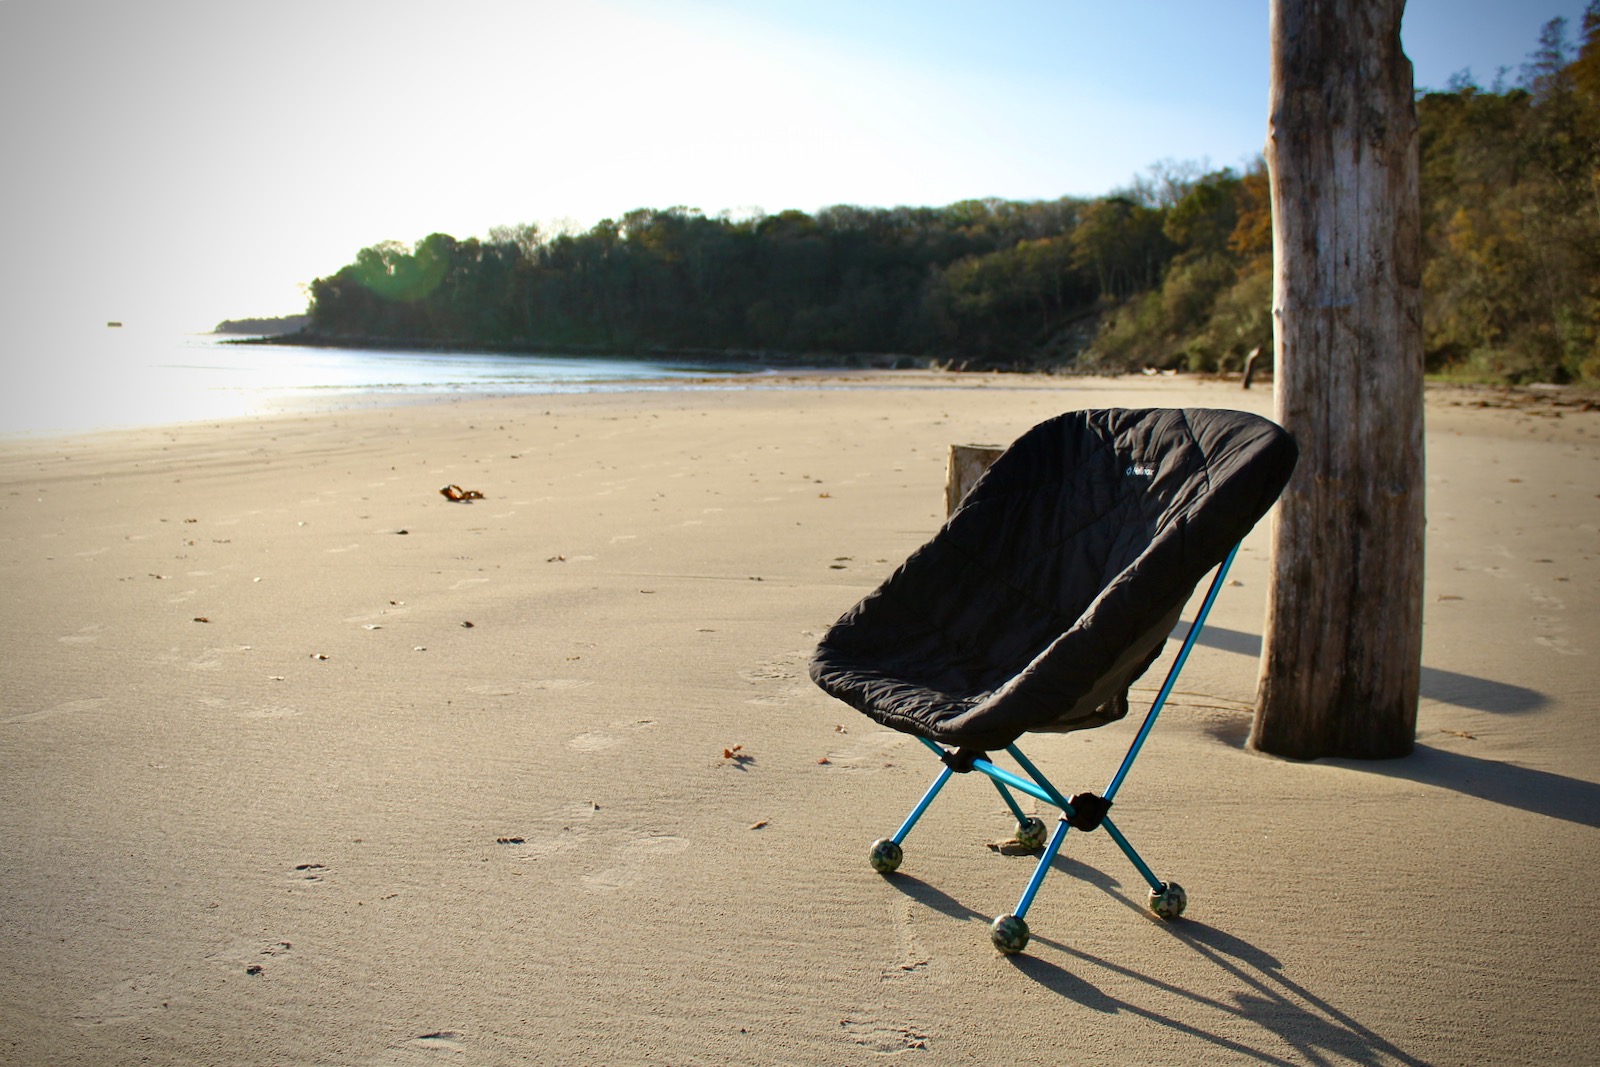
[{"xmin": 212, "ymin": 314, "xmax": 312, "ymax": 336}]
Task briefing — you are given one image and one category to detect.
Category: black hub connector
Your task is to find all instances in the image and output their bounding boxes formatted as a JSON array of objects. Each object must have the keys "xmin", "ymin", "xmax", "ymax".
[
  {"xmin": 1066, "ymin": 792, "xmax": 1112, "ymax": 832},
  {"xmin": 940, "ymin": 747, "xmax": 987, "ymax": 773}
]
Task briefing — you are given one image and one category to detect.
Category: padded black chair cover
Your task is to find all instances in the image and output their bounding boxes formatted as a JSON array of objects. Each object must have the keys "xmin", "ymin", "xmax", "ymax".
[{"xmin": 809, "ymin": 408, "xmax": 1298, "ymax": 752}]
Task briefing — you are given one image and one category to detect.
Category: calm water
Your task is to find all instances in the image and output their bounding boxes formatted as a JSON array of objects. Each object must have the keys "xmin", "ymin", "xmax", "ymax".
[{"xmin": 0, "ymin": 325, "xmax": 767, "ymax": 436}]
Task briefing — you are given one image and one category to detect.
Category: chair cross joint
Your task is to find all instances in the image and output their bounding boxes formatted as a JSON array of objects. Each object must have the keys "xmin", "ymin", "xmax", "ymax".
[
  {"xmin": 1066, "ymin": 792, "xmax": 1112, "ymax": 832},
  {"xmin": 939, "ymin": 746, "xmax": 988, "ymax": 773}
]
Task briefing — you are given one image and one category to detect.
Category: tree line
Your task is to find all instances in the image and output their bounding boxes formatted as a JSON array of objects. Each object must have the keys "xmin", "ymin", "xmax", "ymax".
[{"xmin": 302, "ymin": 7, "xmax": 1599, "ymax": 384}]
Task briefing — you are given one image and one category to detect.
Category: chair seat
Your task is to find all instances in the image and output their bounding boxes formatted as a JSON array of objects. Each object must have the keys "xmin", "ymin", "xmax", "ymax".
[{"xmin": 810, "ymin": 408, "xmax": 1298, "ymax": 750}]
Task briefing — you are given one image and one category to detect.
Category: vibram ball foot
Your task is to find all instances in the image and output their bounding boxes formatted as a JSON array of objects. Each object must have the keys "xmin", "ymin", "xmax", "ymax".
[
  {"xmin": 990, "ymin": 913, "xmax": 1030, "ymax": 954},
  {"xmin": 868, "ymin": 838, "xmax": 903, "ymax": 874},
  {"xmin": 1014, "ymin": 816, "xmax": 1048, "ymax": 851},
  {"xmin": 1149, "ymin": 880, "xmax": 1187, "ymax": 920}
]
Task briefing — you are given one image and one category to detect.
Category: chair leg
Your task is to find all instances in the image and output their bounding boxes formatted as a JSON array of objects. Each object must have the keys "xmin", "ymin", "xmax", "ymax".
[
  {"xmin": 990, "ymin": 816, "xmax": 1073, "ymax": 954},
  {"xmin": 869, "ymin": 764, "xmax": 954, "ymax": 874},
  {"xmin": 1101, "ymin": 815, "xmax": 1187, "ymax": 920},
  {"xmin": 988, "ymin": 778, "xmax": 1048, "ymax": 850}
]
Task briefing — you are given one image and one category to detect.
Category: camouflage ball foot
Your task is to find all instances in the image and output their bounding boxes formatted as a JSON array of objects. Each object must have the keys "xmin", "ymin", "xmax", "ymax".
[
  {"xmin": 990, "ymin": 913, "xmax": 1030, "ymax": 954},
  {"xmin": 1149, "ymin": 881, "xmax": 1187, "ymax": 919},
  {"xmin": 868, "ymin": 838, "xmax": 903, "ymax": 874}
]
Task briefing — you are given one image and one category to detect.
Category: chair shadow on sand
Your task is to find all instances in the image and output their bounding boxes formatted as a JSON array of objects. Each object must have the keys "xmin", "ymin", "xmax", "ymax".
[
  {"xmin": 890, "ymin": 863, "xmax": 1429, "ymax": 1066},
  {"xmin": 1178, "ymin": 623, "xmax": 1600, "ymax": 830},
  {"xmin": 874, "ymin": 619, "xmax": 1583, "ymax": 1061}
]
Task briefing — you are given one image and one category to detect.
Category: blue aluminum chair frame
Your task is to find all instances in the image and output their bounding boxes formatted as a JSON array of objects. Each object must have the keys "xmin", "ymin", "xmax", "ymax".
[{"xmin": 878, "ymin": 543, "xmax": 1241, "ymax": 954}]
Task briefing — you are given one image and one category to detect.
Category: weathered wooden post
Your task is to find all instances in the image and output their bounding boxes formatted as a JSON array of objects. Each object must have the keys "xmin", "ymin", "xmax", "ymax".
[
  {"xmin": 945, "ymin": 444, "xmax": 1004, "ymax": 516},
  {"xmin": 1251, "ymin": 0, "xmax": 1426, "ymax": 759},
  {"xmin": 1241, "ymin": 346, "xmax": 1264, "ymax": 389}
]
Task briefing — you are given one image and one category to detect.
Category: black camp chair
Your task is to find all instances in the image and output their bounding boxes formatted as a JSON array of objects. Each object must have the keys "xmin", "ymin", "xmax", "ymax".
[{"xmin": 810, "ymin": 408, "xmax": 1297, "ymax": 954}]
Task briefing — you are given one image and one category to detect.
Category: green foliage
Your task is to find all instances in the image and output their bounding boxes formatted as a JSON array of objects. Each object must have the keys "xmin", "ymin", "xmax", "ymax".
[
  {"xmin": 1415, "ymin": 8, "xmax": 1600, "ymax": 383},
  {"xmin": 303, "ymin": 11, "xmax": 1599, "ymax": 383},
  {"xmin": 1080, "ymin": 12, "xmax": 1600, "ymax": 383},
  {"xmin": 307, "ymin": 197, "xmax": 1104, "ymax": 366}
]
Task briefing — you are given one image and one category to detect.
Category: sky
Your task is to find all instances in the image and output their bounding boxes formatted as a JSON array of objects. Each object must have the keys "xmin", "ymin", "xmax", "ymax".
[{"xmin": 0, "ymin": 0, "xmax": 1590, "ymax": 337}]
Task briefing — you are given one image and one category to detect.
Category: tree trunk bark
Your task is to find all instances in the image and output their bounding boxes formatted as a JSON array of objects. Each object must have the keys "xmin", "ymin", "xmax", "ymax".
[{"xmin": 1251, "ymin": 0, "xmax": 1425, "ymax": 759}]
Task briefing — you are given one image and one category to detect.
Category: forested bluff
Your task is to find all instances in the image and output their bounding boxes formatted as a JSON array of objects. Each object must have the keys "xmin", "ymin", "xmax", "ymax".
[{"xmin": 286, "ymin": 11, "xmax": 1600, "ymax": 386}]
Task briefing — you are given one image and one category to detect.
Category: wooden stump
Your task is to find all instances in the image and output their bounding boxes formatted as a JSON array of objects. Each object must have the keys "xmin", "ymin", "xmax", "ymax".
[
  {"xmin": 945, "ymin": 444, "xmax": 1004, "ymax": 517},
  {"xmin": 1242, "ymin": 346, "xmax": 1264, "ymax": 389}
]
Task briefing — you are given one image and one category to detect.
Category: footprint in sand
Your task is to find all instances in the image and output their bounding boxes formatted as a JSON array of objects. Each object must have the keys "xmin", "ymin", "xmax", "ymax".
[
  {"xmin": 739, "ymin": 651, "xmax": 811, "ymax": 685},
  {"xmin": 1525, "ymin": 584, "xmax": 1582, "ymax": 655},
  {"xmin": 72, "ymin": 972, "xmax": 179, "ymax": 1027},
  {"xmin": 742, "ymin": 651, "xmax": 818, "ymax": 707},
  {"xmin": 582, "ymin": 834, "xmax": 690, "ymax": 890},
  {"xmin": 881, "ymin": 900, "xmax": 935, "ymax": 985},
  {"xmin": 4, "ymin": 697, "xmax": 108, "ymax": 725},
  {"xmin": 566, "ymin": 717, "xmax": 657, "ymax": 752},
  {"xmin": 206, "ymin": 937, "xmax": 295, "ymax": 975},
  {"xmin": 288, "ymin": 863, "xmax": 331, "ymax": 884},
  {"xmin": 405, "ymin": 1031, "xmax": 466, "ymax": 1053},
  {"xmin": 468, "ymin": 679, "xmax": 594, "ymax": 699},
  {"xmin": 58, "ymin": 624, "xmax": 104, "ymax": 645},
  {"xmin": 823, "ymin": 729, "xmax": 913, "ymax": 772},
  {"xmin": 838, "ymin": 1018, "xmax": 931, "ymax": 1054},
  {"xmin": 238, "ymin": 704, "xmax": 302, "ymax": 720},
  {"xmin": 357, "ymin": 1030, "xmax": 467, "ymax": 1064}
]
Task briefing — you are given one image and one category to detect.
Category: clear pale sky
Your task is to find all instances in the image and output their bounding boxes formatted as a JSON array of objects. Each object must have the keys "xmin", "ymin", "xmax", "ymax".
[{"xmin": 0, "ymin": 0, "xmax": 1588, "ymax": 336}]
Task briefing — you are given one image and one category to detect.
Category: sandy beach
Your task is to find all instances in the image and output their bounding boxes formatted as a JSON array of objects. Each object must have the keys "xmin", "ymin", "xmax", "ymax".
[{"xmin": 2, "ymin": 371, "xmax": 1596, "ymax": 1066}]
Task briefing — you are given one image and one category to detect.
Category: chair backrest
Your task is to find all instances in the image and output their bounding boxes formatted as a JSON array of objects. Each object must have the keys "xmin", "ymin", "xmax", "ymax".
[{"xmin": 811, "ymin": 408, "xmax": 1297, "ymax": 751}]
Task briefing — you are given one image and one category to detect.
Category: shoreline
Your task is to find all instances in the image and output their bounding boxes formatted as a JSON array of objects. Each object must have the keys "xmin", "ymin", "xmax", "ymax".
[
  {"xmin": 227, "ymin": 329, "xmax": 931, "ymax": 371},
  {"xmin": 11, "ymin": 362, "xmax": 1598, "ymax": 450}
]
